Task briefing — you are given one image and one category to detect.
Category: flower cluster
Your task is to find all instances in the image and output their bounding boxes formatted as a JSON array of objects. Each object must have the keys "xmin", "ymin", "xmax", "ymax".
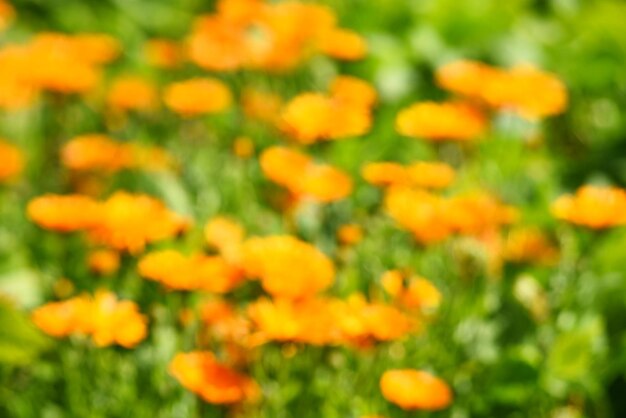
[{"xmin": 31, "ymin": 290, "xmax": 147, "ymax": 348}]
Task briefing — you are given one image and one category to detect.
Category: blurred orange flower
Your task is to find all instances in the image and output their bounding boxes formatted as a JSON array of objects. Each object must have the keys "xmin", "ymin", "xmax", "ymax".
[
  {"xmin": 380, "ymin": 369, "xmax": 452, "ymax": 410},
  {"xmin": 362, "ymin": 161, "xmax": 455, "ymax": 189},
  {"xmin": 337, "ymin": 224, "xmax": 363, "ymax": 246},
  {"xmin": 88, "ymin": 192, "xmax": 189, "ymax": 253},
  {"xmin": 260, "ymin": 146, "xmax": 353, "ymax": 203},
  {"xmin": 241, "ymin": 88, "xmax": 283, "ymax": 124},
  {"xmin": 0, "ymin": 139, "xmax": 23, "ymax": 181},
  {"xmin": 504, "ymin": 228, "xmax": 559, "ymax": 265},
  {"xmin": 0, "ymin": 0, "xmax": 14, "ymax": 32},
  {"xmin": 233, "ymin": 136, "xmax": 255, "ymax": 159},
  {"xmin": 145, "ymin": 38, "xmax": 182, "ymax": 69},
  {"xmin": 436, "ymin": 60, "xmax": 567, "ymax": 120},
  {"xmin": 32, "ymin": 290, "xmax": 147, "ymax": 348},
  {"xmin": 169, "ymin": 351, "xmax": 259, "ymax": 404},
  {"xmin": 318, "ymin": 28, "xmax": 367, "ymax": 61},
  {"xmin": 279, "ymin": 76, "xmax": 376, "ymax": 143},
  {"xmin": 61, "ymin": 134, "xmax": 132, "ymax": 173},
  {"xmin": 396, "ymin": 102, "xmax": 486, "ymax": 141},
  {"xmin": 138, "ymin": 249, "xmax": 244, "ymax": 293},
  {"xmin": 87, "ymin": 249, "xmax": 120, "ymax": 275},
  {"xmin": 106, "ymin": 76, "xmax": 158, "ymax": 112},
  {"xmin": 62, "ymin": 134, "xmax": 173, "ymax": 173},
  {"xmin": 241, "ymin": 235, "xmax": 335, "ymax": 299},
  {"xmin": 27, "ymin": 194, "xmax": 102, "ymax": 232},
  {"xmin": 204, "ymin": 216, "xmax": 246, "ymax": 263},
  {"xmin": 551, "ymin": 185, "xmax": 626, "ymax": 229},
  {"xmin": 164, "ymin": 78, "xmax": 232, "ymax": 116}
]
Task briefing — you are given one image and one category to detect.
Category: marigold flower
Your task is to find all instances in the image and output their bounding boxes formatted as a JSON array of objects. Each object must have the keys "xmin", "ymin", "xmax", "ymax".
[
  {"xmin": 380, "ymin": 369, "xmax": 452, "ymax": 410},
  {"xmin": 363, "ymin": 161, "xmax": 455, "ymax": 189},
  {"xmin": 0, "ymin": 0, "xmax": 15, "ymax": 32},
  {"xmin": 88, "ymin": 192, "xmax": 189, "ymax": 253},
  {"xmin": 445, "ymin": 192, "xmax": 518, "ymax": 236},
  {"xmin": 381, "ymin": 270, "xmax": 441, "ymax": 310},
  {"xmin": 318, "ymin": 28, "xmax": 367, "ymax": 61},
  {"xmin": 330, "ymin": 76, "xmax": 377, "ymax": 109},
  {"xmin": 279, "ymin": 93, "xmax": 333, "ymax": 144},
  {"xmin": 27, "ymin": 194, "xmax": 102, "ymax": 232},
  {"xmin": 106, "ymin": 76, "xmax": 158, "ymax": 112},
  {"xmin": 396, "ymin": 102, "xmax": 487, "ymax": 141},
  {"xmin": 204, "ymin": 216, "xmax": 245, "ymax": 263},
  {"xmin": 384, "ymin": 186, "xmax": 451, "ymax": 244},
  {"xmin": 260, "ymin": 146, "xmax": 352, "ymax": 203},
  {"xmin": 87, "ymin": 249, "xmax": 120, "ymax": 275},
  {"xmin": 362, "ymin": 162, "xmax": 408, "ymax": 187},
  {"xmin": 435, "ymin": 60, "xmax": 501, "ymax": 98},
  {"xmin": 138, "ymin": 250, "xmax": 244, "ymax": 293},
  {"xmin": 69, "ymin": 34, "xmax": 120, "ymax": 65},
  {"xmin": 241, "ymin": 88, "xmax": 283, "ymax": 123},
  {"xmin": 169, "ymin": 351, "xmax": 259, "ymax": 404},
  {"xmin": 551, "ymin": 185, "xmax": 626, "ymax": 229},
  {"xmin": 0, "ymin": 139, "xmax": 23, "ymax": 181},
  {"xmin": 164, "ymin": 78, "xmax": 232, "ymax": 116},
  {"xmin": 145, "ymin": 38, "xmax": 182, "ymax": 69},
  {"xmin": 61, "ymin": 134, "xmax": 132, "ymax": 172},
  {"xmin": 233, "ymin": 136, "xmax": 255, "ymax": 159},
  {"xmin": 89, "ymin": 290, "xmax": 148, "ymax": 348},
  {"xmin": 504, "ymin": 228, "xmax": 559, "ymax": 265},
  {"xmin": 483, "ymin": 65, "xmax": 567, "ymax": 120},
  {"xmin": 31, "ymin": 296, "xmax": 90, "ymax": 337},
  {"xmin": 337, "ymin": 224, "xmax": 363, "ymax": 245},
  {"xmin": 241, "ymin": 235, "xmax": 335, "ymax": 299},
  {"xmin": 32, "ymin": 291, "xmax": 147, "ymax": 348},
  {"xmin": 406, "ymin": 162, "xmax": 455, "ymax": 189},
  {"xmin": 248, "ymin": 297, "xmax": 342, "ymax": 345}
]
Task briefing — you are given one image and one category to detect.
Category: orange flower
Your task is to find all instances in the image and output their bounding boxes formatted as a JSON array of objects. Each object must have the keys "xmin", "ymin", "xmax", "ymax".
[
  {"xmin": 233, "ymin": 136, "xmax": 255, "ymax": 159},
  {"xmin": 61, "ymin": 134, "xmax": 132, "ymax": 172},
  {"xmin": 241, "ymin": 88, "xmax": 283, "ymax": 124},
  {"xmin": 106, "ymin": 76, "xmax": 157, "ymax": 112},
  {"xmin": 62, "ymin": 134, "xmax": 173, "ymax": 173},
  {"xmin": 88, "ymin": 192, "xmax": 189, "ymax": 253},
  {"xmin": 169, "ymin": 351, "xmax": 259, "ymax": 404},
  {"xmin": 384, "ymin": 186, "xmax": 451, "ymax": 244},
  {"xmin": 330, "ymin": 76, "xmax": 377, "ymax": 109},
  {"xmin": 279, "ymin": 93, "xmax": 333, "ymax": 144},
  {"xmin": 89, "ymin": 290, "xmax": 148, "ymax": 348},
  {"xmin": 406, "ymin": 162, "xmax": 455, "ymax": 189},
  {"xmin": 504, "ymin": 228, "xmax": 559, "ymax": 265},
  {"xmin": 145, "ymin": 38, "xmax": 182, "ymax": 69},
  {"xmin": 362, "ymin": 161, "xmax": 454, "ymax": 189},
  {"xmin": 138, "ymin": 250, "xmax": 244, "ymax": 293},
  {"xmin": 260, "ymin": 146, "xmax": 352, "ymax": 203},
  {"xmin": 396, "ymin": 102, "xmax": 486, "ymax": 141},
  {"xmin": 0, "ymin": 0, "xmax": 15, "ymax": 32},
  {"xmin": 336, "ymin": 294, "xmax": 415, "ymax": 343},
  {"xmin": 204, "ymin": 216, "xmax": 245, "ymax": 263},
  {"xmin": 0, "ymin": 139, "xmax": 23, "ymax": 181},
  {"xmin": 362, "ymin": 162, "xmax": 408, "ymax": 187},
  {"xmin": 436, "ymin": 60, "xmax": 568, "ymax": 120},
  {"xmin": 551, "ymin": 185, "xmax": 626, "ymax": 229},
  {"xmin": 380, "ymin": 369, "xmax": 452, "ymax": 410},
  {"xmin": 241, "ymin": 235, "xmax": 335, "ymax": 299},
  {"xmin": 435, "ymin": 60, "xmax": 500, "ymax": 98},
  {"xmin": 164, "ymin": 78, "xmax": 232, "ymax": 116},
  {"xmin": 248, "ymin": 297, "xmax": 342, "ymax": 345},
  {"xmin": 27, "ymin": 194, "xmax": 102, "ymax": 232},
  {"xmin": 32, "ymin": 290, "xmax": 147, "ymax": 348},
  {"xmin": 483, "ymin": 65, "xmax": 567, "ymax": 120},
  {"xmin": 337, "ymin": 224, "xmax": 363, "ymax": 245},
  {"xmin": 445, "ymin": 192, "xmax": 517, "ymax": 236},
  {"xmin": 68, "ymin": 34, "xmax": 120, "ymax": 65},
  {"xmin": 31, "ymin": 295, "xmax": 91, "ymax": 337},
  {"xmin": 381, "ymin": 270, "xmax": 442, "ymax": 310},
  {"xmin": 318, "ymin": 28, "xmax": 367, "ymax": 61},
  {"xmin": 87, "ymin": 249, "xmax": 120, "ymax": 275},
  {"xmin": 279, "ymin": 76, "xmax": 375, "ymax": 143}
]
